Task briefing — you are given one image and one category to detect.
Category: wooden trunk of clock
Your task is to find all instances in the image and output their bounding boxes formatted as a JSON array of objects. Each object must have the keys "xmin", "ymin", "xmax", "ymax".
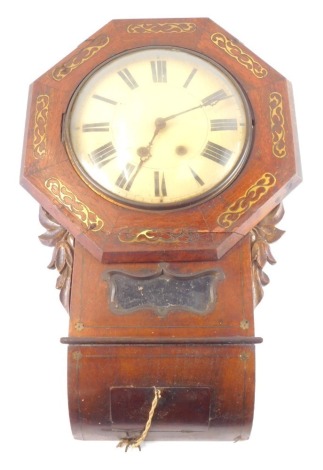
[
  {"xmin": 63, "ymin": 235, "xmax": 259, "ymax": 441},
  {"xmin": 67, "ymin": 344, "xmax": 255, "ymax": 441}
]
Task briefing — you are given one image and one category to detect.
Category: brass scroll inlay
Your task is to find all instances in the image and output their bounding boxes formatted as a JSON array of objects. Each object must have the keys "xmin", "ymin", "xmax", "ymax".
[
  {"xmin": 127, "ymin": 22, "xmax": 196, "ymax": 33},
  {"xmin": 44, "ymin": 177, "xmax": 104, "ymax": 231},
  {"xmin": 52, "ymin": 34, "xmax": 109, "ymax": 81},
  {"xmin": 33, "ymin": 94, "xmax": 49, "ymax": 159},
  {"xmin": 217, "ymin": 173, "xmax": 276, "ymax": 228},
  {"xmin": 211, "ymin": 32, "xmax": 268, "ymax": 79},
  {"xmin": 269, "ymin": 92, "xmax": 287, "ymax": 158},
  {"xmin": 118, "ymin": 228, "xmax": 199, "ymax": 244}
]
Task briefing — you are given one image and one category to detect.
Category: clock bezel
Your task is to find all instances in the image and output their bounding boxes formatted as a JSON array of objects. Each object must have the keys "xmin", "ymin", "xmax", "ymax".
[{"xmin": 63, "ymin": 45, "xmax": 254, "ymax": 211}]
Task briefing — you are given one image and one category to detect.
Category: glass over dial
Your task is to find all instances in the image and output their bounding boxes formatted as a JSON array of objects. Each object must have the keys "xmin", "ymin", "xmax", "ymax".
[{"xmin": 65, "ymin": 47, "xmax": 253, "ymax": 209}]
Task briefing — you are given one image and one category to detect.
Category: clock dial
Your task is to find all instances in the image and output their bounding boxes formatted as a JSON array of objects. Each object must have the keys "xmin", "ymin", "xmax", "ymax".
[{"xmin": 65, "ymin": 48, "xmax": 253, "ymax": 209}]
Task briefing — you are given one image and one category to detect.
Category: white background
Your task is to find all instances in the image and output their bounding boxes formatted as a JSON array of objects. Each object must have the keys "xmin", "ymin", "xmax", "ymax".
[{"xmin": 1, "ymin": 1, "xmax": 322, "ymax": 469}]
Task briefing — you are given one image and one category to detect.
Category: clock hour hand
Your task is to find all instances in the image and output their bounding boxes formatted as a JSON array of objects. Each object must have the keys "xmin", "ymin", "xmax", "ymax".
[{"xmin": 137, "ymin": 117, "xmax": 166, "ymax": 161}]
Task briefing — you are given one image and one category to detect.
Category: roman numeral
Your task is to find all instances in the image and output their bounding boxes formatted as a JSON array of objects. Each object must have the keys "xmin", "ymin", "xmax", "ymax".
[
  {"xmin": 189, "ymin": 167, "xmax": 204, "ymax": 186},
  {"xmin": 154, "ymin": 171, "xmax": 167, "ymax": 197},
  {"xmin": 92, "ymin": 95, "xmax": 117, "ymax": 105},
  {"xmin": 202, "ymin": 89, "xmax": 228, "ymax": 106},
  {"xmin": 183, "ymin": 68, "xmax": 197, "ymax": 88},
  {"xmin": 202, "ymin": 141, "xmax": 232, "ymax": 165},
  {"xmin": 89, "ymin": 142, "xmax": 116, "ymax": 167},
  {"xmin": 82, "ymin": 122, "xmax": 110, "ymax": 132},
  {"xmin": 210, "ymin": 119, "xmax": 238, "ymax": 131},
  {"xmin": 118, "ymin": 68, "xmax": 138, "ymax": 89},
  {"xmin": 151, "ymin": 60, "xmax": 167, "ymax": 83},
  {"xmin": 115, "ymin": 163, "xmax": 137, "ymax": 190}
]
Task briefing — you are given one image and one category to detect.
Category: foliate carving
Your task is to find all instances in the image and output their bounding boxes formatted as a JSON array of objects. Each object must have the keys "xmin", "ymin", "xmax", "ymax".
[
  {"xmin": 39, "ymin": 207, "xmax": 74, "ymax": 313},
  {"xmin": 211, "ymin": 32, "xmax": 268, "ymax": 79},
  {"xmin": 118, "ymin": 228, "xmax": 199, "ymax": 244},
  {"xmin": 251, "ymin": 204, "xmax": 285, "ymax": 306},
  {"xmin": 269, "ymin": 92, "xmax": 287, "ymax": 158},
  {"xmin": 127, "ymin": 23, "xmax": 196, "ymax": 33},
  {"xmin": 33, "ymin": 94, "xmax": 49, "ymax": 159},
  {"xmin": 44, "ymin": 177, "xmax": 104, "ymax": 231},
  {"xmin": 217, "ymin": 173, "xmax": 276, "ymax": 228},
  {"xmin": 52, "ymin": 35, "xmax": 109, "ymax": 81}
]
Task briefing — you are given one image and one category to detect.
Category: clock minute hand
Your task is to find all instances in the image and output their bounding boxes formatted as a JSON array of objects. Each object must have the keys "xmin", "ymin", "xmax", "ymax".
[
  {"xmin": 162, "ymin": 103, "xmax": 203, "ymax": 122},
  {"xmin": 160, "ymin": 90, "xmax": 231, "ymax": 123},
  {"xmin": 136, "ymin": 90, "xmax": 231, "ymax": 162}
]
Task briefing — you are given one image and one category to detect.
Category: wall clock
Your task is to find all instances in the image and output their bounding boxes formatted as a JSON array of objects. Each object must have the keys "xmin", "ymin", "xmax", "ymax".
[{"xmin": 21, "ymin": 18, "xmax": 301, "ymax": 448}]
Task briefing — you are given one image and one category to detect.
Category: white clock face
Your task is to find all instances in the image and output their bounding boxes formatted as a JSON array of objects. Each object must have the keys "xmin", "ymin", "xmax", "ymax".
[{"xmin": 65, "ymin": 47, "xmax": 253, "ymax": 209}]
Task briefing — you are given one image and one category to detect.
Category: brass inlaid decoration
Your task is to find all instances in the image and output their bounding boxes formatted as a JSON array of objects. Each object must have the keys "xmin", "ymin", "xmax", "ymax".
[
  {"xmin": 269, "ymin": 92, "xmax": 287, "ymax": 158},
  {"xmin": 33, "ymin": 94, "xmax": 49, "ymax": 159},
  {"xmin": 72, "ymin": 351, "xmax": 82, "ymax": 361},
  {"xmin": 211, "ymin": 32, "xmax": 268, "ymax": 79},
  {"xmin": 217, "ymin": 172, "xmax": 276, "ymax": 228},
  {"xmin": 239, "ymin": 352, "xmax": 249, "ymax": 362},
  {"xmin": 118, "ymin": 228, "xmax": 199, "ymax": 244},
  {"xmin": 52, "ymin": 35, "xmax": 109, "ymax": 81},
  {"xmin": 240, "ymin": 319, "xmax": 249, "ymax": 330},
  {"xmin": 251, "ymin": 204, "xmax": 285, "ymax": 306},
  {"xmin": 45, "ymin": 177, "xmax": 104, "ymax": 231},
  {"xmin": 39, "ymin": 207, "xmax": 74, "ymax": 313},
  {"xmin": 127, "ymin": 23, "xmax": 196, "ymax": 33},
  {"xmin": 75, "ymin": 322, "xmax": 85, "ymax": 332}
]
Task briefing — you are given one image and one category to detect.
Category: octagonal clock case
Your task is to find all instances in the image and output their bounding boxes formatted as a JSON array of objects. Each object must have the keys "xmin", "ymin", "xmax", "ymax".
[{"xmin": 21, "ymin": 18, "xmax": 301, "ymax": 445}]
